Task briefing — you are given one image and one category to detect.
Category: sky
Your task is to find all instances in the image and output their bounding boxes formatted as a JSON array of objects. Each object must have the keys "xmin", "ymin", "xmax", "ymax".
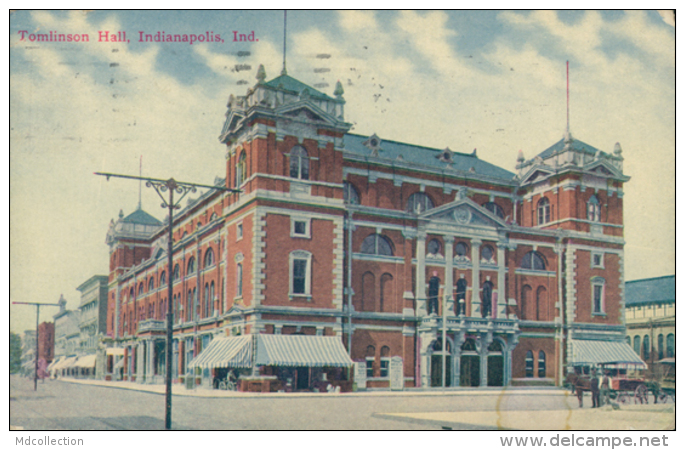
[{"xmin": 9, "ymin": 10, "xmax": 675, "ymax": 334}]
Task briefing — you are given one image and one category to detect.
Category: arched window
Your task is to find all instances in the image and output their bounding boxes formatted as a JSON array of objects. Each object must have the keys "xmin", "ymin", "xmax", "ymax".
[
  {"xmin": 536, "ymin": 286, "xmax": 548, "ymax": 321},
  {"xmin": 633, "ymin": 335, "xmax": 641, "ymax": 356},
  {"xmin": 361, "ymin": 272, "xmax": 375, "ymax": 312},
  {"xmin": 209, "ymin": 281, "xmax": 215, "ymax": 316},
  {"xmin": 203, "ymin": 283, "xmax": 210, "ymax": 318},
  {"xmin": 380, "ymin": 273, "xmax": 394, "ymax": 313},
  {"xmin": 666, "ymin": 334, "xmax": 675, "ymax": 358},
  {"xmin": 587, "ymin": 195, "xmax": 601, "ymax": 222},
  {"xmin": 343, "ymin": 181, "xmax": 360, "ymax": 205},
  {"xmin": 520, "ymin": 285, "xmax": 532, "ymax": 320},
  {"xmin": 159, "ymin": 271, "xmax": 166, "ymax": 286},
  {"xmin": 186, "ymin": 290, "xmax": 192, "ymax": 322},
  {"xmin": 290, "ymin": 250, "xmax": 312, "ymax": 296},
  {"xmin": 289, "ymin": 145, "xmax": 309, "ymax": 180},
  {"xmin": 236, "ymin": 151, "xmax": 247, "ymax": 186},
  {"xmin": 483, "ymin": 202, "xmax": 505, "ymax": 219},
  {"xmin": 380, "ymin": 346, "xmax": 391, "ymax": 377},
  {"xmin": 455, "ymin": 242, "xmax": 469, "ymax": 260},
  {"xmin": 481, "ymin": 245, "xmax": 495, "ymax": 263},
  {"xmin": 236, "ymin": 263, "xmax": 243, "ymax": 297},
  {"xmin": 537, "ymin": 197, "xmax": 550, "ymax": 225},
  {"xmin": 366, "ymin": 345, "xmax": 375, "ymax": 378},
  {"xmin": 461, "ymin": 339, "xmax": 477, "ymax": 352},
  {"xmin": 360, "ymin": 234, "xmax": 394, "ymax": 256},
  {"xmin": 525, "ymin": 350, "xmax": 534, "ymax": 377},
  {"xmin": 521, "ymin": 251, "xmax": 546, "ymax": 271},
  {"xmin": 538, "ymin": 351, "xmax": 546, "ymax": 378},
  {"xmin": 591, "ymin": 277, "xmax": 605, "ymax": 314},
  {"xmin": 173, "ymin": 264, "xmax": 180, "ymax": 281},
  {"xmin": 148, "ymin": 277, "xmax": 155, "ymax": 292},
  {"xmin": 643, "ymin": 335, "xmax": 650, "ymax": 360},
  {"xmin": 427, "ymin": 239, "xmax": 442, "ymax": 257},
  {"xmin": 488, "ymin": 340, "xmax": 503, "ymax": 353},
  {"xmin": 658, "ymin": 334, "xmax": 664, "ymax": 360},
  {"xmin": 192, "ymin": 287, "xmax": 197, "ymax": 319},
  {"xmin": 204, "ymin": 248, "xmax": 215, "ymax": 268},
  {"xmin": 138, "ymin": 283, "xmax": 145, "ymax": 296},
  {"xmin": 187, "ymin": 257, "xmax": 195, "ymax": 275},
  {"xmin": 406, "ymin": 192, "xmax": 434, "ymax": 214}
]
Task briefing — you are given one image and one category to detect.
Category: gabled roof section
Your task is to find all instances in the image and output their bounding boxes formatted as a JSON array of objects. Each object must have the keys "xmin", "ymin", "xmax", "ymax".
[
  {"xmin": 264, "ymin": 74, "xmax": 335, "ymax": 102},
  {"xmin": 537, "ymin": 137, "xmax": 608, "ymax": 160},
  {"xmin": 625, "ymin": 275, "xmax": 675, "ymax": 306},
  {"xmin": 121, "ymin": 208, "xmax": 162, "ymax": 226},
  {"xmin": 344, "ymin": 133, "xmax": 516, "ymax": 182}
]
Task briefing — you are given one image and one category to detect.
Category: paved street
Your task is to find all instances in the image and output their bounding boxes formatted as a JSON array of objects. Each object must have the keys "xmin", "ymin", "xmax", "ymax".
[{"xmin": 9, "ymin": 375, "xmax": 674, "ymax": 430}]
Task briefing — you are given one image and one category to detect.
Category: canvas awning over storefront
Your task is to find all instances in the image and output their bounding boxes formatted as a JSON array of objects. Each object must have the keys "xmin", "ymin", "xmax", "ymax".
[
  {"xmin": 570, "ymin": 339, "xmax": 646, "ymax": 367},
  {"xmin": 255, "ymin": 335, "xmax": 353, "ymax": 368},
  {"xmin": 113, "ymin": 357, "xmax": 125, "ymax": 370},
  {"xmin": 187, "ymin": 335, "xmax": 252, "ymax": 370},
  {"xmin": 74, "ymin": 354, "xmax": 97, "ymax": 368},
  {"xmin": 48, "ymin": 357, "xmax": 63, "ymax": 371},
  {"xmin": 106, "ymin": 348, "xmax": 125, "ymax": 356},
  {"xmin": 55, "ymin": 356, "xmax": 78, "ymax": 371}
]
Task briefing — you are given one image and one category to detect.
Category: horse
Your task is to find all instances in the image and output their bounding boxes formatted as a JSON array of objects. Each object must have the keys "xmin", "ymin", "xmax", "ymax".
[{"xmin": 566, "ymin": 373, "xmax": 592, "ymax": 407}]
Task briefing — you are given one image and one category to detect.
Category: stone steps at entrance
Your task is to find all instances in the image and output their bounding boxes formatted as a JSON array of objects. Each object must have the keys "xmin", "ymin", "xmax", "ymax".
[{"xmin": 510, "ymin": 378, "xmax": 555, "ymax": 387}]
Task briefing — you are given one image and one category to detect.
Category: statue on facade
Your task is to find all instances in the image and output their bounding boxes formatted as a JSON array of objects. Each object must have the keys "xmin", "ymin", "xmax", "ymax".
[
  {"xmin": 427, "ymin": 271, "xmax": 440, "ymax": 316},
  {"xmin": 456, "ymin": 274, "xmax": 467, "ymax": 316},
  {"xmin": 482, "ymin": 279, "xmax": 493, "ymax": 318}
]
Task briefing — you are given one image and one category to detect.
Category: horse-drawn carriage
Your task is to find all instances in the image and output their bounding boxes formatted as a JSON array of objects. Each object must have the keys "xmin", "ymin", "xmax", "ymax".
[{"xmin": 645, "ymin": 358, "xmax": 675, "ymax": 404}]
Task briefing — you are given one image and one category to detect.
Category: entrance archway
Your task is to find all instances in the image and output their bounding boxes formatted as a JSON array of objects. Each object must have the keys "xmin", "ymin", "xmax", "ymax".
[
  {"xmin": 487, "ymin": 340, "xmax": 504, "ymax": 386},
  {"xmin": 430, "ymin": 340, "xmax": 451, "ymax": 387},
  {"xmin": 460, "ymin": 338, "xmax": 480, "ymax": 387}
]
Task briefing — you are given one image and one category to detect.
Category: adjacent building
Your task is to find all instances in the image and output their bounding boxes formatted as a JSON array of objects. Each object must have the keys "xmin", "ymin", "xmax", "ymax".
[
  {"xmin": 51, "ymin": 294, "xmax": 81, "ymax": 377},
  {"xmin": 105, "ymin": 65, "xmax": 636, "ymax": 389},
  {"xmin": 625, "ymin": 275, "xmax": 675, "ymax": 370}
]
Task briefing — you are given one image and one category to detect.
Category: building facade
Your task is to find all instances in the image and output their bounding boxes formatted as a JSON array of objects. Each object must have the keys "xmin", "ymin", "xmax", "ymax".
[
  {"xmin": 38, "ymin": 321, "xmax": 55, "ymax": 368},
  {"xmin": 624, "ymin": 275, "xmax": 675, "ymax": 371},
  {"xmin": 105, "ymin": 66, "xmax": 631, "ymax": 389}
]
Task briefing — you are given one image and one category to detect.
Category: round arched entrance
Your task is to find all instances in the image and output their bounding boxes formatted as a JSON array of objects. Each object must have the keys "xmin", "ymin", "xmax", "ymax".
[
  {"xmin": 460, "ymin": 338, "xmax": 480, "ymax": 387},
  {"xmin": 430, "ymin": 340, "xmax": 452, "ymax": 387},
  {"xmin": 487, "ymin": 339, "xmax": 504, "ymax": 386}
]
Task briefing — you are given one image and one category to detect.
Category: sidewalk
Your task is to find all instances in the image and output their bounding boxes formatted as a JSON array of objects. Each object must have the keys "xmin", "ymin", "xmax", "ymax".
[
  {"xmin": 59, "ymin": 377, "xmax": 566, "ymax": 399},
  {"xmin": 374, "ymin": 403, "xmax": 676, "ymax": 430}
]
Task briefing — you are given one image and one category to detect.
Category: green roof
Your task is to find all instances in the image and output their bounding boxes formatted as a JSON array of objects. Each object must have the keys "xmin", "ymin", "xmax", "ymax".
[
  {"xmin": 121, "ymin": 208, "xmax": 162, "ymax": 226},
  {"xmin": 264, "ymin": 74, "xmax": 335, "ymax": 101},
  {"xmin": 536, "ymin": 137, "xmax": 609, "ymax": 160},
  {"xmin": 625, "ymin": 275, "xmax": 675, "ymax": 306}
]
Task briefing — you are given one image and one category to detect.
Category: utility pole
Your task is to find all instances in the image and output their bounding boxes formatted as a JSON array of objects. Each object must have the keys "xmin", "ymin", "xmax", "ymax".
[
  {"xmin": 12, "ymin": 301, "xmax": 61, "ymax": 391},
  {"xmin": 96, "ymin": 172, "xmax": 239, "ymax": 430}
]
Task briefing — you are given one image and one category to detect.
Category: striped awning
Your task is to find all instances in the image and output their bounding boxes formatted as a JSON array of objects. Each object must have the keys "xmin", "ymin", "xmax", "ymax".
[
  {"xmin": 255, "ymin": 335, "xmax": 353, "ymax": 368},
  {"xmin": 571, "ymin": 339, "xmax": 646, "ymax": 367},
  {"xmin": 187, "ymin": 335, "xmax": 252, "ymax": 370},
  {"xmin": 75, "ymin": 354, "xmax": 97, "ymax": 368}
]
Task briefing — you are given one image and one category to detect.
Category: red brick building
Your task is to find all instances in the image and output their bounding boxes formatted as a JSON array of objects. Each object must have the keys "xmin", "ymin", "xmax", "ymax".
[
  {"xmin": 38, "ymin": 321, "xmax": 55, "ymax": 366},
  {"xmin": 105, "ymin": 66, "xmax": 632, "ymax": 389}
]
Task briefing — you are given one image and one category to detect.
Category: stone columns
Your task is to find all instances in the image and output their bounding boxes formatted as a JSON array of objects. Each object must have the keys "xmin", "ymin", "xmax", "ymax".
[
  {"xmin": 147, "ymin": 340, "xmax": 154, "ymax": 383},
  {"xmin": 415, "ymin": 232, "xmax": 427, "ymax": 317},
  {"xmin": 480, "ymin": 333, "xmax": 492, "ymax": 388},
  {"xmin": 444, "ymin": 236, "xmax": 455, "ymax": 316},
  {"xmin": 470, "ymin": 239, "xmax": 482, "ymax": 317},
  {"xmin": 136, "ymin": 341, "xmax": 145, "ymax": 382},
  {"xmin": 497, "ymin": 244, "xmax": 507, "ymax": 318}
]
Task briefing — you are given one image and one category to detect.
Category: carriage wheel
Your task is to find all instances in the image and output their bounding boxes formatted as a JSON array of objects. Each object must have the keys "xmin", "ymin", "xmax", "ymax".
[
  {"xmin": 617, "ymin": 392, "xmax": 629, "ymax": 404},
  {"xmin": 635, "ymin": 384, "xmax": 648, "ymax": 404}
]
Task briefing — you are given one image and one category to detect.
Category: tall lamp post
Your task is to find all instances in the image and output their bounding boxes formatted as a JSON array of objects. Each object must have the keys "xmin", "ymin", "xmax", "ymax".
[
  {"xmin": 12, "ymin": 301, "xmax": 61, "ymax": 391},
  {"xmin": 96, "ymin": 172, "xmax": 239, "ymax": 430}
]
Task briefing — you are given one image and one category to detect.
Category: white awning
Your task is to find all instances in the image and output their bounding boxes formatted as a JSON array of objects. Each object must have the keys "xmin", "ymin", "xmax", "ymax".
[
  {"xmin": 106, "ymin": 348, "xmax": 125, "ymax": 356},
  {"xmin": 74, "ymin": 354, "xmax": 97, "ymax": 368},
  {"xmin": 55, "ymin": 356, "xmax": 78, "ymax": 370},
  {"xmin": 187, "ymin": 335, "xmax": 252, "ymax": 370},
  {"xmin": 47, "ymin": 357, "xmax": 63, "ymax": 371},
  {"xmin": 113, "ymin": 357, "xmax": 125, "ymax": 370},
  {"xmin": 571, "ymin": 339, "xmax": 646, "ymax": 367},
  {"xmin": 255, "ymin": 335, "xmax": 353, "ymax": 368}
]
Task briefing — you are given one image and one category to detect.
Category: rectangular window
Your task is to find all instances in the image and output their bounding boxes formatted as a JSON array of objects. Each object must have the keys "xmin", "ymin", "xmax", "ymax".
[
  {"xmin": 366, "ymin": 357, "xmax": 374, "ymax": 378},
  {"xmin": 293, "ymin": 259, "xmax": 307, "ymax": 294},
  {"xmin": 236, "ymin": 222, "xmax": 243, "ymax": 241},
  {"xmin": 380, "ymin": 358, "xmax": 390, "ymax": 378},
  {"xmin": 593, "ymin": 284, "xmax": 603, "ymax": 314},
  {"xmin": 591, "ymin": 252, "xmax": 604, "ymax": 268},
  {"xmin": 290, "ymin": 217, "xmax": 311, "ymax": 238}
]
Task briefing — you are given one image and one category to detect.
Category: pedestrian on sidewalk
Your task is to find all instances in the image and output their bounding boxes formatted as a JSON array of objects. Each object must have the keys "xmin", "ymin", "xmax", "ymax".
[{"xmin": 590, "ymin": 371, "xmax": 600, "ymax": 408}]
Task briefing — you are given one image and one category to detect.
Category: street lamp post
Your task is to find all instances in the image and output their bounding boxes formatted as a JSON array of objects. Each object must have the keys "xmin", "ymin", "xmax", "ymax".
[
  {"xmin": 96, "ymin": 172, "xmax": 239, "ymax": 430},
  {"xmin": 12, "ymin": 301, "xmax": 61, "ymax": 391}
]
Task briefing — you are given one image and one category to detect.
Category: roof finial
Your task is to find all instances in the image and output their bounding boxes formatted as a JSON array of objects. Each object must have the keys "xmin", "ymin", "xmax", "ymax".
[
  {"xmin": 281, "ymin": 10, "xmax": 288, "ymax": 76},
  {"xmin": 138, "ymin": 155, "xmax": 142, "ymax": 210},
  {"xmin": 256, "ymin": 64, "xmax": 266, "ymax": 84},
  {"xmin": 566, "ymin": 60, "xmax": 570, "ymax": 138}
]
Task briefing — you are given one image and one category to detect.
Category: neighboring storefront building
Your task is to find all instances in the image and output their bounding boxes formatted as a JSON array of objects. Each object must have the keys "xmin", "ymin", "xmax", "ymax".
[
  {"xmin": 625, "ymin": 275, "xmax": 675, "ymax": 371},
  {"xmin": 76, "ymin": 275, "xmax": 109, "ymax": 378},
  {"xmin": 105, "ymin": 66, "xmax": 631, "ymax": 389}
]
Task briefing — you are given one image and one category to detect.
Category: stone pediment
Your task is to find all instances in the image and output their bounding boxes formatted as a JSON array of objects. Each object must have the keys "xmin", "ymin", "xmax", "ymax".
[
  {"xmin": 420, "ymin": 197, "xmax": 507, "ymax": 228},
  {"xmin": 585, "ymin": 160, "xmax": 621, "ymax": 178},
  {"xmin": 277, "ymin": 102, "xmax": 339, "ymax": 126},
  {"xmin": 520, "ymin": 166, "xmax": 555, "ymax": 185}
]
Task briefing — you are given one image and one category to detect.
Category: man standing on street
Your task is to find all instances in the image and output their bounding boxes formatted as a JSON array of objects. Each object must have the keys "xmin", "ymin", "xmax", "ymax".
[{"xmin": 590, "ymin": 371, "xmax": 600, "ymax": 408}]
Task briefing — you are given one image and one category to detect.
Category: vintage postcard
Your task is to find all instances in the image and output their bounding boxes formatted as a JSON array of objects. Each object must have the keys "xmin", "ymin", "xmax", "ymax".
[{"xmin": 9, "ymin": 9, "xmax": 675, "ymax": 440}]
